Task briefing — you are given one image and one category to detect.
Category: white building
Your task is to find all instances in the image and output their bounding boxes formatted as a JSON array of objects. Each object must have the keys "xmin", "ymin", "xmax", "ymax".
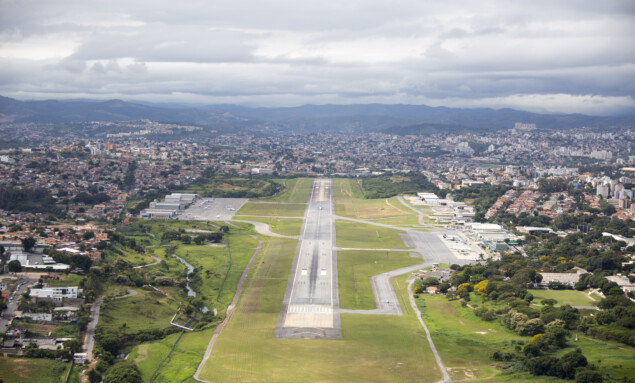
[
  {"xmin": 417, "ymin": 192, "xmax": 440, "ymax": 205},
  {"xmin": 30, "ymin": 286, "xmax": 78, "ymax": 301}
]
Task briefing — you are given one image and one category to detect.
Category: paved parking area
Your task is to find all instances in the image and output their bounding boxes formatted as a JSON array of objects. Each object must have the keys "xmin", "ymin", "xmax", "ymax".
[{"xmin": 175, "ymin": 198, "xmax": 247, "ymax": 221}]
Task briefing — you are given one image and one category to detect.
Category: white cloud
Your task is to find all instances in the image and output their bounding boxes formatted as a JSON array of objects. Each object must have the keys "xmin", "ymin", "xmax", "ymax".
[{"xmin": 0, "ymin": 0, "xmax": 633, "ymax": 114}]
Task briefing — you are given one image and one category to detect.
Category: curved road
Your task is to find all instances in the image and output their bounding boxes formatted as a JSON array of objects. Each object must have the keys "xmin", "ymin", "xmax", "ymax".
[{"xmin": 133, "ymin": 255, "xmax": 162, "ymax": 269}]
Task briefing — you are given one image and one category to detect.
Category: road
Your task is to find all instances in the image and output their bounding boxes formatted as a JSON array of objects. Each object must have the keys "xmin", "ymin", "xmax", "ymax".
[
  {"xmin": 0, "ymin": 278, "xmax": 34, "ymax": 333},
  {"xmin": 83, "ymin": 289, "xmax": 137, "ymax": 360},
  {"xmin": 133, "ymin": 255, "xmax": 162, "ymax": 269},
  {"xmin": 275, "ymin": 178, "xmax": 341, "ymax": 340}
]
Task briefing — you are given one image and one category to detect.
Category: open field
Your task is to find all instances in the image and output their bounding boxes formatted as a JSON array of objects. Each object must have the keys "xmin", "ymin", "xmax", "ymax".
[
  {"xmin": 333, "ymin": 179, "xmax": 414, "ymax": 219},
  {"xmin": 130, "ymin": 327, "xmax": 215, "ymax": 382},
  {"xmin": 232, "ymin": 215, "xmax": 303, "ymax": 236},
  {"xmin": 97, "ymin": 289, "xmax": 180, "ymax": 334},
  {"xmin": 176, "ymin": 230, "xmax": 259, "ymax": 309},
  {"xmin": 236, "ymin": 202, "xmax": 306, "ymax": 217},
  {"xmin": 335, "ymin": 220, "xmax": 411, "ymax": 249},
  {"xmin": 0, "ymin": 356, "xmax": 69, "ymax": 383},
  {"xmin": 418, "ymin": 294, "xmax": 535, "ymax": 381},
  {"xmin": 418, "ymin": 294, "xmax": 635, "ymax": 382},
  {"xmin": 529, "ymin": 289, "xmax": 596, "ymax": 307},
  {"xmin": 44, "ymin": 273, "xmax": 84, "ymax": 287},
  {"xmin": 200, "ymin": 236, "xmax": 442, "ymax": 383},
  {"xmin": 338, "ymin": 250, "xmax": 421, "ymax": 309},
  {"xmin": 367, "ymin": 215, "xmax": 422, "ymax": 227},
  {"xmin": 257, "ymin": 178, "xmax": 313, "ymax": 203},
  {"xmin": 557, "ymin": 336, "xmax": 635, "ymax": 381}
]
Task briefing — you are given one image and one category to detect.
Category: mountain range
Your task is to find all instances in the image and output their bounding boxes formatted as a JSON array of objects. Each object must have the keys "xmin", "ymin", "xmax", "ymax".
[{"xmin": 1, "ymin": 95, "xmax": 633, "ymax": 135}]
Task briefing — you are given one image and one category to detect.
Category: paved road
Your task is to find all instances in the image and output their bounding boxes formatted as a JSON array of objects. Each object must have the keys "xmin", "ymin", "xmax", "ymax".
[
  {"xmin": 194, "ymin": 236, "xmax": 263, "ymax": 382},
  {"xmin": 0, "ymin": 279, "xmax": 34, "ymax": 333},
  {"xmin": 84, "ymin": 289, "xmax": 137, "ymax": 360},
  {"xmin": 275, "ymin": 178, "xmax": 341, "ymax": 340}
]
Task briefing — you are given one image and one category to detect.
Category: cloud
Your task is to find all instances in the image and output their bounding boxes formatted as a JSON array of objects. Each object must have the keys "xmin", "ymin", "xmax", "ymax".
[{"xmin": 0, "ymin": 0, "xmax": 634, "ymax": 115}]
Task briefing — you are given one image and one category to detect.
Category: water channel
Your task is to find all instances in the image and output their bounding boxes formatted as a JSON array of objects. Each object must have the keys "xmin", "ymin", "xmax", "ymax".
[{"xmin": 172, "ymin": 253, "xmax": 209, "ymax": 313}]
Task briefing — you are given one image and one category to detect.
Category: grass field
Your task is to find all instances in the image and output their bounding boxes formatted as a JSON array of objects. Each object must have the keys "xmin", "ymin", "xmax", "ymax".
[
  {"xmin": 177, "ymin": 230, "xmax": 259, "ymax": 309},
  {"xmin": 335, "ymin": 220, "xmax": 411, "ymax": 249},
  {"xmin": 333, "ymin": 179, "xmax": 415, "ymax": 219},
  {"xmin": 257, "ymin": 178, "xmax": 313, "ymax": 203},
  {"xmin": 237, "ymin": 202, "xmax": 306, "ymax": 217},
  {"xmin": 0, "ymin": 357, "xmax": 69, "ymax": 383},
  {"xmin": 529, "ymin": 289, "xmax": 596, "ymax": 307},
  {"xmin": 417, "ymin": 294, "xmax": 635, "ymax": 382},
  {"xmin": 199, "ymin": 236, "xmax": 442, "ymax": 383},
  {"xmin": 44, "ymin": 273, "xmax": 84, "ymax": 287},
  {"xmin": 338, "ymin": 250, "xmax": 421, "ymax": 309},
  {"xmin": 130, "ymin": 327, "xmax": 215, "ymax": 382},
  {"xmin": 418, "ymin": 294, "xmax": 530, "ymax": 381},
  {"xmin": 367, "ymin": 215, "xmax": 422, "ymax": 227},
  {"xmin": 97, "ymin": 289, "xmax": 180, "ymax": 334},
  {"xmin": 232, "ymin": 215, "xmax": 303, "ymax": 236}
]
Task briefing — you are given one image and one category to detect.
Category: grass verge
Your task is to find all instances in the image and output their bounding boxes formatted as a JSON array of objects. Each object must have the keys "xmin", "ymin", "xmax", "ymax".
[
  {"xmin": 335, "ymin": 220, "xmax": 411, "ymax": 249},
  {"xmin": 338, "ymin": 250, "xmax": 421, "ymax": 309}
]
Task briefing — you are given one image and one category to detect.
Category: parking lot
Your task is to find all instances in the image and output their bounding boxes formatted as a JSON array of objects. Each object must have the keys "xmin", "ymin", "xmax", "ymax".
[{"xmin": 176, "ymin": 198, "xmax": 247, "ymax": 221}]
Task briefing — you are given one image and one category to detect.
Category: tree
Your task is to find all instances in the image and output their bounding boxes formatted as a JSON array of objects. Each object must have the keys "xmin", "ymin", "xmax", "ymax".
[
  {"xmin": 474, "ymin": 280, "xmax": 489, "ymax": 296},
  {"xmin": 103, "ymin": 362, "xmax": 142, "ymax": 383},
  {"xmin": 21, "ymin": 237, "xmax": 36, "ymax": 252},
  {"xmin": 8, "ymin": 260, "xmax": 22, "ymax": 273},
  {"xmin": 576, "ymin": 369, "xmax": 603, "ymax": 383}
]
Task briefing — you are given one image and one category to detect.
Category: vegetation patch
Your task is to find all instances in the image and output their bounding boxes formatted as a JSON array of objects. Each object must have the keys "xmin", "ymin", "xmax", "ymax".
[
  {"xmin": 338, "ymin": 250, "xmax": 421, "ymax": 309},
  {"xmin": 335, "ymin": 220, "xmax": 411, "ymax": 249},
  {"xmin": 256, "ymin": 177, "xmax": 313, "ymax": 203},
  {"xmin": 236, "ymin": 202, "xmax": 306, "ymax": 217},
  {"xmin": 0, "ymin": 356, "xmax": 68, "ymax": 383}
]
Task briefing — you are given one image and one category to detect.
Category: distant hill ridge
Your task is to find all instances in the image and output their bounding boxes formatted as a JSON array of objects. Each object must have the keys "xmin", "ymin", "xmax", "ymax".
[{"xmin": 0, "ymin": 95, "xmax": 633, "ymax": 134}]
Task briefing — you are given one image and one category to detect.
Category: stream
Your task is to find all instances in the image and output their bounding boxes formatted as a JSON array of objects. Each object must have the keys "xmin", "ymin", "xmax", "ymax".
[{"xmin": 172, "ymin": 253, "xmax": 209, "ymax": 313}]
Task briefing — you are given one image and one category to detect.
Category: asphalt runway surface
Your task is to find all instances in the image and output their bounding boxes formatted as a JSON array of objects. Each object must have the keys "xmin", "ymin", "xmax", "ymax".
[
  {"xmin": 176, "ymin": 198, "xmax": 247, "ymax": 221},
  {"xmin": 275, "ymin": 178, "xmax": 341, "ymax": 339}
]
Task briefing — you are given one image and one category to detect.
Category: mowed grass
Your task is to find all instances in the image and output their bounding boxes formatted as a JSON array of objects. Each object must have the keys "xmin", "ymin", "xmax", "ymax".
[
  {"xmin": 200, "ymin": 237, "xmax": 442, "ymax": 383},
  {"xmin": 237, "ymin": 202, "xmax": 306, "ymax": 217},
  {"xmin": 367, "ymin": 215, "xmax": 421, "ymax": 227},
  {"xmin": 418, "ymin": 294, "xmax": 528, "ymax": 381},
  {"xmin": 336, "ymin": 220, "xmax": 411, "ymax": 249},
  {"xmin": 232, "ymin": 216, "xmax": 303, "ymax": 237},
  {"xmin": 257, "ymin": 177, "xmax": 313, "ymax": 203},
  {"xmin": 0, "ymin": 356, "xmax": 68, "ymax": 383},
  {"xmin": 98, "ymin": 289, "xmax": 180, "ymax": 334},
  {"xmin": 334, "ymin": 179, "xmax": 415, "ymax": 219},
  {"xmin": 529, "ymin": 289, "xmax": 596, "ymax": 307},
  {"xmin": 338, "ymin": 250, "xmax": 422, "ymax": 309}
]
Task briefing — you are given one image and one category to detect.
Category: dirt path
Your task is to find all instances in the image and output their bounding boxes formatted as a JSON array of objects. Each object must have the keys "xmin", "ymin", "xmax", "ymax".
[
  {"xmin": 408, "ymin": 279, "xmax": 452, "ymax": 383},
  {"xmin": 193, "ymin": 235, "xmax": 264, "ymax": 382},
  {"xmin": 133, "ymin": 255, "xmax": 161, "ymax": 269}
]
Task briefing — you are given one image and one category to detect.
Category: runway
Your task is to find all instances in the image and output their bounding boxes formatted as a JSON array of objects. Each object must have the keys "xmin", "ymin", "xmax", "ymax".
[{"xmin": 275, "ymin": 178, "xmax": 341, "ymax": 339}]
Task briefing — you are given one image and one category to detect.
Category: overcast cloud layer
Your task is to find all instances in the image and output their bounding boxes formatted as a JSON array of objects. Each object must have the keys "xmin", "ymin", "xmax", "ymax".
[{"xmin": 1, "ymin": 0, "xmax": 634, "ymax": 115}]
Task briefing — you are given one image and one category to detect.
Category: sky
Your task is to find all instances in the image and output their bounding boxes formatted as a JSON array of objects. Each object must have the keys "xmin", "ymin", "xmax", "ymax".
[{"xmin": 1, "ymin": 0, "xmax": 634, "ymax": 115}]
